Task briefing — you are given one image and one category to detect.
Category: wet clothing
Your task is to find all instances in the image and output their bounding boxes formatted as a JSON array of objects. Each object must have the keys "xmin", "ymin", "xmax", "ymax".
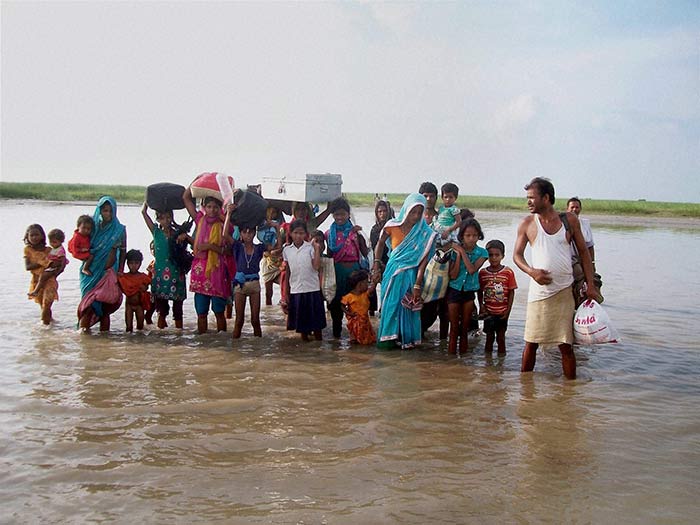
[{"xmin": 342, "ymin": 291, "xmax": 376, "ymax": 344}]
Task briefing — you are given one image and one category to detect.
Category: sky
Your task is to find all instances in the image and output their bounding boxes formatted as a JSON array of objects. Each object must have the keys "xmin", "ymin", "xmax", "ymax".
[{"xmin": 2, "ymin": 1, "xmax": 699, "ymax": 203}]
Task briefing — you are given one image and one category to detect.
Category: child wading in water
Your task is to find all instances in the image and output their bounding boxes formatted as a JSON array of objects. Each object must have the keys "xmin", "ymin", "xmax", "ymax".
[
  {"xmin": 117, "ymin": 249, "xmax": 152, "ymax": 332},
  {"xmin": 478, "ymin": 239, "xmax": 518, "ymax": 354},
  {"xmin": 68, "ymin": 215, "xmax": 95, "ymax": 275},
  {"xmin": 282, "ymin": 219, "xmax": 326, "ymax": 341},
  {"xmin": 446, "ymin": 218, "xmax": 488, "ymax": 355},
  {"xmin": 141, "ymin": 203, "xmax": 189, "ymax": 329},
  {"xmin": 341, "ymin": 269, "xmax": 376, "ymax": 344},
  {"xmin": 24, "ymin": 224, "xmax": 63, "ymax": 324},
  {"xmin": 29, "ymin": 228, "xmax": 67, "ymax": 298},
  {"xmin": 224, "ymin": 206, "xmax": 266, "ymax": 338}
]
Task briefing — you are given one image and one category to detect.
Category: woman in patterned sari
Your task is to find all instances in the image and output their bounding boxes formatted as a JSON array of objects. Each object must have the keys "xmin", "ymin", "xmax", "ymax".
[
  {"xmin": 78, "ymin": 196, "xmax": 127, "ymax": 332},
  {"xmin": 371, "ymin": 193, "xmax": 437, "ymax": 349}
]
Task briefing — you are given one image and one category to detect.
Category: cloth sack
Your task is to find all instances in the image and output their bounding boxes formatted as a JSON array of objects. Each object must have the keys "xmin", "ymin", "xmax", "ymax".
[
  {"xmin": 573, "ymin": 299, "xmax": 620, "ymax": 345},
  {"xmin": 421, "ymin": 249, "xmax": 451, "ymax": 303},
  {"xmin": 319, "ymin": 257, "xmax": 337, "ymax": 303}
]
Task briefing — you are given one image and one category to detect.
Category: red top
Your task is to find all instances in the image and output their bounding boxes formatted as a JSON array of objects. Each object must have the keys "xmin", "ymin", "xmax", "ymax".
[
  {"xmin": 68, "ymin": 230, "xmax": 91, "ymax": 260},
  {"xmin": 478, "ymin": 266, "xmax": 518, "ymax": 316}
]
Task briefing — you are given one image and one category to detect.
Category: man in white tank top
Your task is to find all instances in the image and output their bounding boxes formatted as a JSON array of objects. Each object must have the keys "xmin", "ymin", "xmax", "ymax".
[{"xmin": 513, "ymin": 178, "xmax": 599, "ymax": 379}]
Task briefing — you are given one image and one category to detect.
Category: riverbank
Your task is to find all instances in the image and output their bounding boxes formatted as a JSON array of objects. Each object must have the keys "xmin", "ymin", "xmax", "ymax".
[{"xmin": 1, "ymin": 181, "xmax": 699, "ymax": 218}]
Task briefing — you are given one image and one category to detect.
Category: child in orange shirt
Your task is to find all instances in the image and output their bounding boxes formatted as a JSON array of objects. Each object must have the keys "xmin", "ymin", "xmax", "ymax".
[
  {"xmin": 341, "ymin": 269, "xmax": 376, "ymax": 345},
  {"xmin": 117, "ymin": 249, "xmax": 152, "ymax": 332}
]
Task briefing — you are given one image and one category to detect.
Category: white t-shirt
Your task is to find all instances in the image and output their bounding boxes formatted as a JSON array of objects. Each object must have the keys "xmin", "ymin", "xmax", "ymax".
[
  {"xmin": 528, "ymin": 215, "xmax": 574, "ymax": 302},
  {"xmin": 283, "ymin": 242, "xmax": 320, "ymax": 294}
]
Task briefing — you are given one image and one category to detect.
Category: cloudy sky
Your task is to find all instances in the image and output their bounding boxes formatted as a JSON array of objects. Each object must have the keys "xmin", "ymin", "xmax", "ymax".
[{"xmin": 2, "ymin": 1, "xmax": 698, "ymax": 202}]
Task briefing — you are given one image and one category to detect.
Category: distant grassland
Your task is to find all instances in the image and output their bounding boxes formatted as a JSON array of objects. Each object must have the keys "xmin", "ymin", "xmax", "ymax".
[{"xmin": 1, "ymin": 182, "xmax": 699, "ymax": 218}]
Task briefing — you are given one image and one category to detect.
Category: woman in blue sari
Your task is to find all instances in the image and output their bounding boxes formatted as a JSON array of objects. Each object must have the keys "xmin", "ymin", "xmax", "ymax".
[
  {"xmin": 78, "ymin": 196, "xmax": 127, "ymax": 332},
  {"xmin": 371, "ymin": 193, "xmax": 437, "ymax": 349}
]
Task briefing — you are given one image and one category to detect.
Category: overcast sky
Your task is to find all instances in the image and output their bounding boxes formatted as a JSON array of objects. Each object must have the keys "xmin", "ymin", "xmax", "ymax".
[{"xmin": 2, "ymin": 1, "xmax": 698, "ymax": 202}]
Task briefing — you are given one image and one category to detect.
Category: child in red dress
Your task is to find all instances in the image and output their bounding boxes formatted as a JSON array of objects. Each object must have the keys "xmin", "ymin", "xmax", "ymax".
[{"xmin": 67, "ymin": 215, "xmax": 95, "ymax": 276}]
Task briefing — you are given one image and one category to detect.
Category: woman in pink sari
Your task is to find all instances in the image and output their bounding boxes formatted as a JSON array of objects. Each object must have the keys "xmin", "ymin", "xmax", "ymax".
[{"xmin": 183, "ymin": 187, "xmax": 235, "ymax": 333}]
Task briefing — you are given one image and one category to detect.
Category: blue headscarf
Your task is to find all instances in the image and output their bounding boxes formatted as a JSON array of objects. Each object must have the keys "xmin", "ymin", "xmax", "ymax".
[
  {"xmin": 377, "ymin": 193, "xmax": 437, "ymax": 347},
  {"xmin": 79, "ymin": 196, "xmax": 126, "ymax": 295},
  {"xmin": 327, "ymin": 219, "xmax": 354, "ymax": 254}
]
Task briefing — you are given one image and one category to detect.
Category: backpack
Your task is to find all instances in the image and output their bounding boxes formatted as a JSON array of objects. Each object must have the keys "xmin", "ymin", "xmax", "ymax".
[{"xmin": 559, "ymin": 213, "xmax": 603, "ymax": 306}]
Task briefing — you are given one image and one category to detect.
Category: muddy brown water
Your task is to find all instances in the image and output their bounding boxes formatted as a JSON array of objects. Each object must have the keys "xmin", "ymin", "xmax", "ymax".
[{"xmin": 2, "ymin": 201, "xmax": 698, "ymax": 523}]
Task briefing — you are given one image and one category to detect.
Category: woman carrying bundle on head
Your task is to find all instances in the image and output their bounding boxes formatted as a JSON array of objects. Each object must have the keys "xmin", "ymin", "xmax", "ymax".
[{"xmin": 183, "ymin": 185, "xmax": 235, "ymax": 334}]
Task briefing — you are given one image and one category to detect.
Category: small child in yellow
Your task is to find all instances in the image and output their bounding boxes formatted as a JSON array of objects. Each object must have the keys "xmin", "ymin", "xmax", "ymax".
[{"xmin": 341, "ymin": 269, "xmax": 376, "ymax": 345}]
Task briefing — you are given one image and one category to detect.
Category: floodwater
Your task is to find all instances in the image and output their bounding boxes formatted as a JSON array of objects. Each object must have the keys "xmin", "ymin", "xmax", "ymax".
[{"xmin": 1, "ymin": 200, "xmax": 699, "ymax": 524}]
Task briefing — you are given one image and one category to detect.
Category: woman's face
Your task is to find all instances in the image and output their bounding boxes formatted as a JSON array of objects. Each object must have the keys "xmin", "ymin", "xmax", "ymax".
[
  {"xmin": 100, "ymin": 202, "xmax": 113, "ymax": 223},
  {"xmin": 376, "ymin": 205, "xmax": 388, "ymax": 223},
  {"xmin": 333, "ymin": 209, "xmax": 350, "ymax": 226},
  {"xmin": 405, "ymin": 205, "xmax": 424, "ymax": 226},
  {"xmin": 204, "ymin": 200, "xmax": 221, "ymax": 218}
]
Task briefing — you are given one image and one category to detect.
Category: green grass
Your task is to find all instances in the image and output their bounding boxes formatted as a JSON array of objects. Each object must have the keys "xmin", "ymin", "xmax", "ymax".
[{"xmin": 2, "ymin": 182, "xmax": 699, "ymax": 218}]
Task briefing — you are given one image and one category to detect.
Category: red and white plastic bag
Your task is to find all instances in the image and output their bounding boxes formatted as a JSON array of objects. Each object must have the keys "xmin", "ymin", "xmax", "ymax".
[{"xmin": 573, "ymin": 299, "xmax": 620, "ymax": 345}]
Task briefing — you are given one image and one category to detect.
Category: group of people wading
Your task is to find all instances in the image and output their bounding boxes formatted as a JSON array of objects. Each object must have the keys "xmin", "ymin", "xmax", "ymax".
[{"xmin": 24, "ymin": 177, "xmax": 599, "ymax": 379}]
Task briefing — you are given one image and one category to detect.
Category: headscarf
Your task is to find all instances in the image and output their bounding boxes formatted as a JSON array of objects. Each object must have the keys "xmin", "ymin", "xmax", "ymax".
[
  {"xmin": 193, "ymin": 214, "xmax": 223, "ymax": 278},
  {"xmin": 327, "ymin": 219, "xmax": 354, "ymax": 254},
  {"xmin": 79, "ymin": 196, "xmax": 125, "ymax": 296},
  {"xmin": 377, "ymin": 193, "xmax": 437, "ymax": 347},
  {"xmin": 380, "ymin": 193, "xmax": 437, "ymax": 297}
]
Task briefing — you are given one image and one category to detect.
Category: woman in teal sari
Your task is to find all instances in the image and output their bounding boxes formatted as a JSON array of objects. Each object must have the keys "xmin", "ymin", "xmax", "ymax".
[
  {"xmin": 371, "ymin": 193, "xmax": 437, "ymax": 349},
  {"xmin": 78, "ymin": 196, "xmax": 127, "ymax": 332}
]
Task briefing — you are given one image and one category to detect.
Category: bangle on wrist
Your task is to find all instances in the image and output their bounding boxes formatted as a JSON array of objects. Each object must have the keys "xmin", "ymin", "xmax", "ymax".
[{"xmin": 413, "ymin": 284, "xmax": 422, "ymax": 289}]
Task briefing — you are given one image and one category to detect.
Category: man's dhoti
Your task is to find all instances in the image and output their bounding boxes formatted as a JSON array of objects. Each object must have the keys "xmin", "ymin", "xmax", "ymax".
[{"xmin": 524, "ymin": 287, "xmax": 574, "ymax": 345}]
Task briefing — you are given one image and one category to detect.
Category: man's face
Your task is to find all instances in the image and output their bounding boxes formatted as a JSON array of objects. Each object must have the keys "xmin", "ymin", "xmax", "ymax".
[
  {"xmin": 422, "ymin": 192, "xmax": 437, "ymax": 210},
  {"xmin": 526, "ymin": 189, "xmax": 546, "ymax": 214},
  {"xmin": 567, "ymin": 201, "xmax": 581, "ymax": 215}
]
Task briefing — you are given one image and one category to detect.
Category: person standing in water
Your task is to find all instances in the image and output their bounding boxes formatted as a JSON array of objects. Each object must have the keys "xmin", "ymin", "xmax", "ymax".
[{"xmin": 513, "ymin": 178, "xmax": 598, "ymax": 379}]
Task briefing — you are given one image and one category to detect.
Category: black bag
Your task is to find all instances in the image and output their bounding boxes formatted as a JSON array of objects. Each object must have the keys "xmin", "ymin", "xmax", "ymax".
[
  {"xmin": 169, "ymin": 219, "xmax": 194, "ymax": 274},
  {"xmin": 230, "ymin": 189, "xmax": 268, "ymax": 229},
  {"xmin": 146, "ymin": 183, "xmax": 186, "ymax": 212}
]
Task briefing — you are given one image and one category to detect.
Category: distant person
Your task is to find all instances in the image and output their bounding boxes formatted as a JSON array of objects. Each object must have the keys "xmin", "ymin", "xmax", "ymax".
[
  {"xmin": 24, "ymin": 224, "xmax": 61, "ymax": 325},
  {"xmin": 341, "ymin": 269, "xmax": 376, "ymax": 345},
  {"xmin": 478, "ymin": 239, "xmax": 518, "ymax": 354},
  {"xmin": 433, "ymin": 182, "xmax": 462, "ymax": 248},
  {"xmin": 446, "ymin": 218, "xmax": 488, "ymax": 355},
  {"xmin": 29, "ymin": 228, "xmax": 67, "ymax": 298},
  {"xmin": 513, "ymin": 178, "xmax": 598, "ymax": 379},
  {"xmin": 68, "ymin": 214, "xmax": 95, "ymax": 275},
  {"xmin": 566, "ymin": 197, "xmax": 595, "ymax": 264},
  {"xmin": 117, "ymin": 249, "xmax": 152, "ymax": 332},
  {"xmin": 419, "ymin": 181, "xmax": 439, "ymax": 225}
]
